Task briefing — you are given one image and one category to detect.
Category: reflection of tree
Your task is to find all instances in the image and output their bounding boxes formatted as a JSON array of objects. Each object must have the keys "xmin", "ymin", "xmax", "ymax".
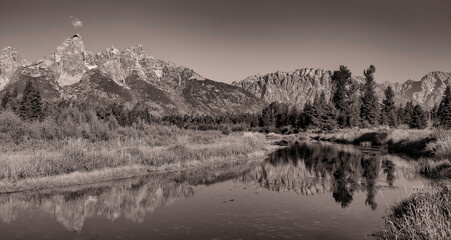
[
  {"xmin": 382, "ymin": 159, "xmax": 396, "ymax": 187},
  {"xmin": 240, "ymin": 142, "xmax": 390, "ymax": 210},
  {"xmin": 362, "ymin": 156, "xmax": 380, "ymax": 210},
  {"xmin": 332, "ymin": 167, "xmax": 354, "ymax": 208}
]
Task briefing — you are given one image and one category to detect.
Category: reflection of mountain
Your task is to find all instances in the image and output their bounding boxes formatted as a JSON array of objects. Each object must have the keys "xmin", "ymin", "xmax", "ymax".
[
  {"xmin": 0, "ymin": 162, "xmax": 256, "ymax": 232},
  {"xmin": 239, "ymin": 142, "xmax": 417, "ymax": 210}
]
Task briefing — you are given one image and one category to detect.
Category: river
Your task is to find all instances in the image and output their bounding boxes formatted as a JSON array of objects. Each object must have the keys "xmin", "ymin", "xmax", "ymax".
[{"xmin": 0, "ymin": 141, "xmax": 426, "ymax": 239}]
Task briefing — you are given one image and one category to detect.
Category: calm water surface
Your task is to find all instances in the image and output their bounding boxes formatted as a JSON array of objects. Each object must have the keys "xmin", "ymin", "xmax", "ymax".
[{"xmin": 0, "ymin": 141, "xmax": 426, "ymax": 239}]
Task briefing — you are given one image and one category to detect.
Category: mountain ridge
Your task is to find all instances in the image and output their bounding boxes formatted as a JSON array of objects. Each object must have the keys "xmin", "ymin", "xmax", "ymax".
[{"xmin": 233, "ymin": 69, "xmax": 451, "ymax": 109}]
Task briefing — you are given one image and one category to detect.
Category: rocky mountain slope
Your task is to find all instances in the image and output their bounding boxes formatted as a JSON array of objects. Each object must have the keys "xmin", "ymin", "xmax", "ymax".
[
  {"xmin": 398, "ymin": 71, "xmax": 451, "ymax": 108},
  {"xmin": 0, "ymin": 47, "xmax": 28, "ymax": 90},
  {"xmin": 233, "ymin": 68, "xmax": 333, "ymax": 108},
  {"xmin": 233, "ymin": 69, "xmax": 451, "ymax": 109},
  {"xmin": 0, "ymin": 34, "xmax": 263, "ymax": 115}
]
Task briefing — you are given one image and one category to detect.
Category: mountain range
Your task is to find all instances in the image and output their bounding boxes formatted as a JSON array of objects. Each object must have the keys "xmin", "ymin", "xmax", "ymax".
[
  {"xmin": 232, "ymin": 69, "xmax": 451, "ymax": 109},
  {"xmin": 1, "ymin": 34, "xmax": 449, "ymax": 115},
  {"xmin": 0, "ymin": 34, "xmax": 263, "ymax": 116}
]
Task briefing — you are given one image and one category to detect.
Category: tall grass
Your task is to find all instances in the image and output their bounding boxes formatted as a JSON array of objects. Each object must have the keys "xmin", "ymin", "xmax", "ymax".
[
  {"xmin": 0, "ymin": 132, "xmax": 267, "ymax": 182},
  {"xmin": 373, "ymin": 186, "xmax": 451, "ymax": 240},
  {"xmin": 416, "ymin": 159, "xmax": 451, "ymax": 180},
  {"xmin": 317, "ymin": 128, "xmax": 444, "ymax": 157},
  {"xmin": 427, "ymin": 129, "xmax": 451, "ymax": 159}
]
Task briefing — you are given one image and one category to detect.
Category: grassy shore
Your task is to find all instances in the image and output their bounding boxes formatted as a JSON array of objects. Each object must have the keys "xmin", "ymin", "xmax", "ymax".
[
  {"xmin": 373, "ymin": 186, "xmax": 451, "ymax": 240},
  {"xmin": 314, "ymin": 127, "xmax": 451, "ymax": 158},
  {"xmin": 0, "ymin": 129, "xmax": 273, "ymax": 193}
]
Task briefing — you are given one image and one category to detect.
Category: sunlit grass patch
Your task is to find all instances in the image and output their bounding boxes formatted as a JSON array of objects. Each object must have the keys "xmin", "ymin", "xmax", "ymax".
[
  {"xmin": 0, "ymin": 131, "xmax": 268, "ymax": 184},
  {"xmin": 373, "ymin": 186, "xmax": 451, "ymax": 240},
  {"xmin": 426, "ymin": 129, "xmax": 451, "ymax": 159}
]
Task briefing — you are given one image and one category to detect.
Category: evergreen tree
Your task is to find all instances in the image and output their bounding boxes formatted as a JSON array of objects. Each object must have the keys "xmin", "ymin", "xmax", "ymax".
[
  {"xmin": 410, "ymin": 105, "xmax": 428, "ymax": 129},
  {"xmin": 275, "ymin": 103, "xmax": 289, "ymax": 129},
  {"xmin": 311, "ymin": 91, "xmax": 338, "ymax": 131},
  {"xmin": 1, "ymin": 89, "xmax": 11, "ymax": 109},
  {"xmin": 403, "ymin": 100, "xmax": 414, "ymax": 125},
  {"xmin": 260, "ymin": 102, "xmax": 278, "ymax": 128},
  {"xmin": 360, "ymin": 65, "xmax": 379, "ymax": 126},
  {"xmin": 431, "ymin": 103, "xmax": 438, "ymax": 125},
  {"xmin": 288, "ymin": 106, "xmax": 299, "ymax": 128},
  {"xmin": 381, "ymin": 86, "xmax": 398, "ymax": 127},
  {"xmin": 331, "ymin": 65, "xmax": 352, "ymax": 127},
  {"xmin": 1, "ymin": 87, "xmax": 19, "ymax": 112},
  {"xmin": 437, "ymin": 86, "xmax": 451, "ymax": 129},
  {"xmin": 344, "ymin": 82, "xmax": 361, "ymax": 128},
  {"xmin": 19, "ymin": 80, "xmax": 43, "ymax": 121},
  {"xmin": 299, "ymin": 101, "xmax": 314, "ymax": 129},
  {"xmin": 396, "ymin": 104, "xmax": 404, "ymax": 125}
]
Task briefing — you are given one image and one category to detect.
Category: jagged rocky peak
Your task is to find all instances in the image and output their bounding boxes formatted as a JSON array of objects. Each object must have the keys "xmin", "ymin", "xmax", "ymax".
[
  {"xmin": 94, "ymin": 45, "xmax": 121, "ymax": 65},
  {"xmin": 49, "ymin": 33, "xmax": 89, "ymax": 86},
  {"xmin": 1, "ymin": 46, "xmax": 27, "ymax": 64},
  {"xmin": 0, "ymin": 46, "xmax": 28, "ymax": 90},
  {"xmin": 120, "ymin": 45, "xmax": 146, "ymax": 74},
  {"xmin": 399, "ymin": 71, "xmax": 451, "ymax": 107}
]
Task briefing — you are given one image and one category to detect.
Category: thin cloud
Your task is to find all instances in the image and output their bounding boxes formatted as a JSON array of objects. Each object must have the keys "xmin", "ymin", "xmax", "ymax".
[{"xmin": 70, "ymin": 16, "xmax": 83, "ymax": 28}]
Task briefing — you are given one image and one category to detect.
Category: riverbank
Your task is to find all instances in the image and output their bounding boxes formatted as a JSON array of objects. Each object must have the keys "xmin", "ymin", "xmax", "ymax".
[
  {"xmin": 312, "ymin": 128, "xmax": 451, "ymax": 158},
  {"xmin": 0, "ymin": 130, "xmax": 274, "ymax": 193}
]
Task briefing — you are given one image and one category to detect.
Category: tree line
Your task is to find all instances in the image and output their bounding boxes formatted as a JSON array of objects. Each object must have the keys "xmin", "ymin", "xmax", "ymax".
[{"xmin": 1, "ymin": 69, "xmax": 450, "ymax": 136}]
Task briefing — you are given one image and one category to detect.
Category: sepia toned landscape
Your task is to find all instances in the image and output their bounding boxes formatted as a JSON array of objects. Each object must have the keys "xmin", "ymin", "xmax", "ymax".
[{"xmin": 0, "ymin": 0, "xmax": 450, "ymax": 239}]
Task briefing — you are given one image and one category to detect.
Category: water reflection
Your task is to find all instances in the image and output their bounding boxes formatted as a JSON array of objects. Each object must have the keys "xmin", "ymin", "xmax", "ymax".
[
  {"xmin": 0, "ymin": 163, "xmax": 255, "ymax": 232},
  {"xmin": 239, "ymin": 142, "xmax": 416, "ymax": 210}
]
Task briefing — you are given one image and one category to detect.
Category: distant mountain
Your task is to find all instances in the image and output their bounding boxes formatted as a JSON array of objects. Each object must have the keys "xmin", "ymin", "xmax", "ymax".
[
  {"xmin": 233, "ymin": 68, "xmax": 451, "ymax": 109},
  {"xmin": 0, "ymin": 34, "xmax": 263, "ymax": 115},
  {"xmin": 397, "ymin": 71, "xmax": 451, "ymax": 108},
  {"xmin": 232, "ymin": 68, "xmax": 333, "ymax": 108}
]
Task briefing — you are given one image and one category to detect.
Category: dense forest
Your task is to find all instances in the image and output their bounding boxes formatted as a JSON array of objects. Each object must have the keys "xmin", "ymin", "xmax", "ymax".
[{"xmin": 1, "ymin": 65, "xmax": 450, "ymax": 141}]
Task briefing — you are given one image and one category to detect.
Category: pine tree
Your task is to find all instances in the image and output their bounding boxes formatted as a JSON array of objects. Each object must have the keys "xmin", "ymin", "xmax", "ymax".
[
  {"xmin": 431, "ymin": 103, "xmax": 438, "ymax": 125},
  {"xmin": 299, "ymin": 101, "xmax": 314, "ymax": 129},
  {"xmin": 410, "ymin": 105, "xmax": 428, "ymax": 129},
  {"xmin": 403, "ymin": 101, "xmax": 414, "ymax": 125},
  {"xmin": 360, "ymin": 65, "xmax": 379, "ymax": 126},
  {"xmin": 344, "ymin": 82, "xmax": 361, "ymax": 127},
  {"xmin": 314, "ymin": 91, "xmax": 338, "ymax": 131},
  {"xmin": 260, "ymin": 102, "xmax": 278, "ymax": 128},
  {"xmin": 275, "ymin": 103, "xmax": 289, "ymax": 129},
  {"xmin": 396, "ymin": 104, "xmax": 404, "ymax": 124},
  {"xmin": 381, "ymin": 86, "xmax": 398, "ymax": 127},
  {"xmin": 0, "ymin": 87, "xmax": 19, "ymax": 113},
  {"xmin": 288, "ymin": 106, "xmax": 299, "ymax": 128},
  {"xmin": 19, "ymin": 80, "xmax": 43, "ymax": 121},
  {"xmin": 332, "ymin": 65, "xmax": 352, "ymax": 127},
  {"xmin": 437, "ymin": 86, "xmax": 451, "ymax": 129},
  {"xmin": 1, "ymin": 89, "xmax": 11, "ymax": 109}
]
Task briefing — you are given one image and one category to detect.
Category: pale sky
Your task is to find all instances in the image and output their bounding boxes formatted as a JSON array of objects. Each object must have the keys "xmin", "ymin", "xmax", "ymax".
[{"xmin": 1, "ymin": 0, "xmax": 450, "ymax": 83}]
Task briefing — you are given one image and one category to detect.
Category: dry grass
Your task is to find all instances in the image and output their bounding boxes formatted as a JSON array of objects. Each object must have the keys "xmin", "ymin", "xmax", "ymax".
[
  {"xmin": 316, "ymin": 128, "xmax": 375, "ymax": 144},
  {"xmin": 373, "ymin": 186, "xmax": 451, "ymax": 240},
  {"xmin": 316, "ymin": 128, "xmax": 443, "ymax": 157},
  {"xmin": 385, "ymin": 128, "xmax": 433, "ymax": 144},
  {"xmin": 317, "ymin": 127, "xmax": 434, "ymax": 145},
  {"xmin": 426, "ymin": 129, "xmax": 451, "ymax": 159},
  {"xmin": 0, "ymin": 132, "xmax": 268, "ymax": 185},
  {"xmin": 417, "ymin": 159, "xmax": 451, "ymax": 180}
]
